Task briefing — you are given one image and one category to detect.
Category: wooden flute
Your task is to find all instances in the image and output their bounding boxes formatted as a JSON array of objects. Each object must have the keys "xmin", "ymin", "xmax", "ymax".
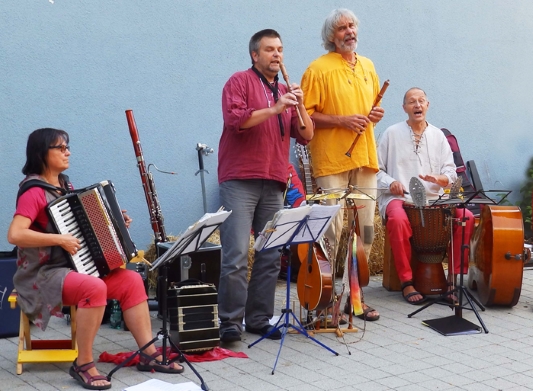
[
  {"xmin": 345, "ymin": 79, "xmax": 390, "ymax": 158},
  {"xmin": 279, "ymin": 62, "xmax": 306, "ymax": 130}
]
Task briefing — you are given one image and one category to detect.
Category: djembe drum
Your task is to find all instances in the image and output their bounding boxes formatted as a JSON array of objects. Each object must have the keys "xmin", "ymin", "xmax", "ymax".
[{"xmin": 403, "ymin": 203, "xmax": 453, "ymax": 296}]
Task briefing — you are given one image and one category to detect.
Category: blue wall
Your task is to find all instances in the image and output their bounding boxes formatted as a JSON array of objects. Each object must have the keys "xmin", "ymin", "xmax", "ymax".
[{"xmin": 2, "ymin": 1, "xmax": 533, "ymax": 251}]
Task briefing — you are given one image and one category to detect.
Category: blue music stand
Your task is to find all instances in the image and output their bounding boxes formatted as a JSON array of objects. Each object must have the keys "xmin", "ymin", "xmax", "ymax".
[{"xmin": 248, "ymin": 204, "xmax": 340, "ymax": 374}]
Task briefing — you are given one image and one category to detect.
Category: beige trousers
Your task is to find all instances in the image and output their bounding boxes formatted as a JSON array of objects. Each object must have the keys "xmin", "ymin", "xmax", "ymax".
[{"xmin": 314, "ymin": 167, "xmax": 377, "ymax": 271}]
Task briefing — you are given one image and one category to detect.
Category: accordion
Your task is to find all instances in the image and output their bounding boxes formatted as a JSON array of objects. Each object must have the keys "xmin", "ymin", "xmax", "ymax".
[
  {"xmin": 168, "ymin": 283, "xmax": 219, "ymax": 352},
  {"xmin": 47, "ymin": 180, "xmax": 137, "ymax": 278}
]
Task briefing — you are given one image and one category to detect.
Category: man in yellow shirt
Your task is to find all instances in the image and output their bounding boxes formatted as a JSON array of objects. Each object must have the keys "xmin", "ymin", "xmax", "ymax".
[{"xmin": 301, "ymin": 8, "xmax": 385, "ymax": 321}]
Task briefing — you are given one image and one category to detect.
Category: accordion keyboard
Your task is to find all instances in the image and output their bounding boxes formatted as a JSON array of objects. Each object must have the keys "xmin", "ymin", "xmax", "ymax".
[{"xmin": 47, "ymin": 182, "xmax": 131, "ymax": 278}]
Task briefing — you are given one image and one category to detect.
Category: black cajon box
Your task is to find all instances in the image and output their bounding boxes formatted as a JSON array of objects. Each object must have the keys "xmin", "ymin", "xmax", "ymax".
[
  {"xmin": 167, "ymin": 283, "xmax": 219, "ymax": 352},
  {"xmin": 156, "ymin": 241, "xmax": 221, "ymax": 317},
  {"xmin": 156, "ymin": 241, "xmax": 221, "ymax": 288},
  {"xmin": 0, "ymin": 251, "xmax": 20, "ymax": 338}
]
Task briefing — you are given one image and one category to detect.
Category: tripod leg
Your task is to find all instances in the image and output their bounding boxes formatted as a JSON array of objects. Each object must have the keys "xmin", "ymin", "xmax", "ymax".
[
  {"xmin": 107, "ymin": 334, "xmax": 161, "ymax": 379},
  {"xmin": 460, "ymin": 287, "xmax": 489, "ymax": 333},
  {"xmin": 287, "ymin": 312, "xmax": 338, "ymax": 355},
  {"xmin": 167, "ymin": 337, "xmax": 210, "ymax": 390},
  {"xmin": 407, "ymin": 298, "xmax": 437, "ymax": 318},
  {"xmin": 463, "ymin": 288, "xmax": 486, "ymax": 311}
]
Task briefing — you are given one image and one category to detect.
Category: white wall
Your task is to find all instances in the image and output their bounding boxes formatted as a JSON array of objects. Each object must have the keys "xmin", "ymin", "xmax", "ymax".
[{"xmin": 2, "ymin": 0, "xmax": 532, "ymax": 251}]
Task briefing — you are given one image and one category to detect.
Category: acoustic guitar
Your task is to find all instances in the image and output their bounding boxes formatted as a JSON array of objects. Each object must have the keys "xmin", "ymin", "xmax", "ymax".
[
  {"xmin": 294, "ymin": 144, "xmax": 333, "ymax": 311},
  {"xmin": 297, "ymin": 240, "xmax": 333, "ymax": 311},
  {"xmin": 468, "ymin": 205, "xmax": 524, "ymax": 306},
  {"xmin": 294, "ymin": 143, "xmax": 315, "ymax": 197}
]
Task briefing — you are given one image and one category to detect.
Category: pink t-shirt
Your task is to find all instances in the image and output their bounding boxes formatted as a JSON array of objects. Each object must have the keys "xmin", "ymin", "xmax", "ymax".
[{"xmin": 15, "ymin": 187, "xmax": 49, "ymax": 231}]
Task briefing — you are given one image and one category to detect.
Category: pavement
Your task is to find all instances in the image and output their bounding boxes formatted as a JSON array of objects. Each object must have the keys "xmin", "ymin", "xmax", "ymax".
[{"xmin": 2, "ymin": 269, "xmax": 533, "ymax": 391}]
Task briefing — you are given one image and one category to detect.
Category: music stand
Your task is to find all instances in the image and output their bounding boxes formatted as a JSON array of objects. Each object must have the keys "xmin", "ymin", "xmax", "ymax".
[
  {"xmin": 107, "ymin": 209, "xmax": 232, "ymax": 390},
  {"xmin": 248, "ymin": 204, "xmax": 340, "ymax": 374},
  {"xmin": 407, "ymin": 190, "xmax": 509, "ymax": 335}
]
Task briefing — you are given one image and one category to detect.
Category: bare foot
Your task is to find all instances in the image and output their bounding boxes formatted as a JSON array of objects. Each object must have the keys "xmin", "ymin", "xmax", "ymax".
[{"xmin": 84, "ymin": 366, "xmax": 110, "ymax": 388}]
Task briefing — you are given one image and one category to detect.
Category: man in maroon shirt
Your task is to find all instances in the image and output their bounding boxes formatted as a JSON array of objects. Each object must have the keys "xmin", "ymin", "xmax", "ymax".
[{"xmin": 217, "ymin": 29, "xmax": 313, "ymax": 343}]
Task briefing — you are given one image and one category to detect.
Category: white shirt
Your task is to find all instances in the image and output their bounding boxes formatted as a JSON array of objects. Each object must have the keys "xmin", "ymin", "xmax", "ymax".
[{"xmin": 376, "ymin": 121, "xmax": 457, "ymax": 219}]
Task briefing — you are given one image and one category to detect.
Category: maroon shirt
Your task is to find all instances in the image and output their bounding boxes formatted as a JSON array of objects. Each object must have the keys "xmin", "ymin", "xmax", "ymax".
[{"xmin": 218, "ymin": 68, "xmax": 308, "ymax": 185}]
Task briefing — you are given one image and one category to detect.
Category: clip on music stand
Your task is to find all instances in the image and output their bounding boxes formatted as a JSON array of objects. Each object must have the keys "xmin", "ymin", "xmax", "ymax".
[
  {"xmin": 248, "ymin": 204, "xmax": 340, "ymax": 373},
  {"xmin": 407, "ymin": 190, "xmax": 507, "ymax": 335},
  {"xmin": 107, "ymin": 210, "xmax": 232, "ymax": 391}
]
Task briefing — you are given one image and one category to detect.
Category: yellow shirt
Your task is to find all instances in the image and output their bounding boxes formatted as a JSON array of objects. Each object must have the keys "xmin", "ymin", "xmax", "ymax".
[{"xmin": 301, "ymin": 52, "xmax": 380, "ymax": 178}]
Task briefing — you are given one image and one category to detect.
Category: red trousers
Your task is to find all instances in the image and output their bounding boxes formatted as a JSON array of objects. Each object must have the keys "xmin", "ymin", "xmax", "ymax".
[
  {"xmin": 62, "ymin": 268, "xmax": 147, "ymax": 311},
  {"xmin": 385, "ymin": 199, "xmax": 475, "ymax": 284}
]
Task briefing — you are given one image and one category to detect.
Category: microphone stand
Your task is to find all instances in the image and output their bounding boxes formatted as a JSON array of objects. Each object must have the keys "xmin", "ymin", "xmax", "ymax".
[
  {"xmin": 408, "ymin": 192, "xmax": 494, "ymax": 335},
  {"xmin": 195, "ymin": 143, "xmax": 214, "ymax": 214}
]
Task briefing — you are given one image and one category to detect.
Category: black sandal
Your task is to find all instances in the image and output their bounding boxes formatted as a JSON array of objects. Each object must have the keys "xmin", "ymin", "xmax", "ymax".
[
  {"xmin": 69, "ymin": 359, "xmax": 111, "ymax": 390},
  {"xmin": 137, "ymin": 351, "xmax": 185, "ymax": 374},
  {"xmin": 401, "ymin": 281, "xmax": 427, "ymax": 305}
]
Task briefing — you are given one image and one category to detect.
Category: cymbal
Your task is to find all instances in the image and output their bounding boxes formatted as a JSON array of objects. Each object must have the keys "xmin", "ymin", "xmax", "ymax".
[{"xmin": 307, "ymin": 192, "xmax": 375, "ymax": 201}]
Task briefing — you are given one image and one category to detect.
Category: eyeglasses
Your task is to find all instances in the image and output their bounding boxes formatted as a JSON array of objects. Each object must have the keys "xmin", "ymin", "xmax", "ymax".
[
  {"xmin": 405, "ymin": 99, "xmax": 427, "ymax": 106},
  {"xmin": 49, "ymin": 144, "xmax": 70, "ymax": 153}
]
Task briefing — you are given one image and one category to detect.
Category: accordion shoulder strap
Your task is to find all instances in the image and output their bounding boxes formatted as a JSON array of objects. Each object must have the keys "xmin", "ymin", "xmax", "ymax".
[{"xmin": 16, "ymin": 174, "xmax": 73, "ymax": 205}]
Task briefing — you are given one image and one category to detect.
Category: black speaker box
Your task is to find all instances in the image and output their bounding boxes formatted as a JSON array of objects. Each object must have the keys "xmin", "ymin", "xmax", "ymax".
[
  {"xmin": 167, "ymin": 283, "xmax": 219, "ymax": 352},
  {"xmin": 155, "ymin": 241, "xmax": 221, "ymax": 317},
  {"xmin": 0, "ymin": 250, "xmax": 20, "ymax": 338},
  {"xmin": 156, "ymin": 241, "xmax": 221, "ymax": 288}
]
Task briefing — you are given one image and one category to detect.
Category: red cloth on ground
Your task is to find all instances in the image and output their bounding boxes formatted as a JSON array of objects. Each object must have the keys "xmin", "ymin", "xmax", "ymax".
[{"xmin": 99, "ymin": 346, "xmax": 248, "ymax": 365}]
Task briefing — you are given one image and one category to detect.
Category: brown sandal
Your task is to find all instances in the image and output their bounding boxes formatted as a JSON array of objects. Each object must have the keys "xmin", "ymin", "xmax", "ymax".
[
  {"xmin": 69, "ymin": 359, "xmax": 111, "ymax": 390},
  {"xmin": 137, "ymin": 351, "xmax": 185, "ymax": 374}
]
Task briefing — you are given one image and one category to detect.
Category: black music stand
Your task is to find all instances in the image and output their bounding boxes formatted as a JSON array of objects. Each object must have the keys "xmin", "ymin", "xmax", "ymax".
[
  {"xmin": 407, "ymin": 190, "xmax": 509, "ymax": 335},
  {"xmin": 248, "ymin": 204, "xmax": 340, "ymax": 374},
  {"xmin": 107, "ymin": 209, "xmax": 231, "ymax": 390}
]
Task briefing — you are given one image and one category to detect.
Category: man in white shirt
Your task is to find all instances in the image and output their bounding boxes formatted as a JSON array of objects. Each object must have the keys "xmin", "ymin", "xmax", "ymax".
[{"xmin": 376, "ymin": 88, "xmax": 474, "ymax": 304}]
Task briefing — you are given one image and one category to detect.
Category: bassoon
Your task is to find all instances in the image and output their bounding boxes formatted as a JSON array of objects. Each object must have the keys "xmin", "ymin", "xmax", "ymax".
[{"xmin": 126, "ymin": 109, "xmax": 168, "ymax": 244}]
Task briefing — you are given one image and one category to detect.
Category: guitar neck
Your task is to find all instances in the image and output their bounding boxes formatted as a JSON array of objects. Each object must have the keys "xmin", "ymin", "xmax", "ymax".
[{"xmin": 302, "ymin": 162, "xmax": 313, "ymax": 195}]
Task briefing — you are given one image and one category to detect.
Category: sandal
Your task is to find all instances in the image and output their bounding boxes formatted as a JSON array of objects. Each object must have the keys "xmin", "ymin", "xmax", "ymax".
[
  {"xmin": 69, "ymin": 359, "xmax": 111, "ymax": 390},
  {"xmin": 401, "ymin": 281, "xmax": 427, "ymax": 305},
  {"xmin": 356, "ymin": 305, "xmax": 380, "ymax": 321},
  {"xmin": 137, "ymin": 351, "xmax": 185, "ymax": 374}
]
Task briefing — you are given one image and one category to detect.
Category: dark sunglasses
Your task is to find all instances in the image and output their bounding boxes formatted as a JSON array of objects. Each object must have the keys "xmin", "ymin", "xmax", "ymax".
[{"xmin": 48, "ymin": 144, "xmax": 71, "ymax": 153}]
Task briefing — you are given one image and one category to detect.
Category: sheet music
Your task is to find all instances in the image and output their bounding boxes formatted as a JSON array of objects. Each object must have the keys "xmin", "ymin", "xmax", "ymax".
[
  {"xmin": 293, "ymin": 204, "xmax": 340, "ymax": 243},
  {"xmin": 254, "ymin": 206, "xmax": 311, "ymax": 251},
  {"xmin": 123, "ymin": 379, "xmax": 202, "ymax": 391},
  {"xmin": 254, "ymin": 204, "xmax": 340, "ymax": 251},
  {"xmin": 151, "ymin": 209, "xmax": 231, "ymax": 270}
]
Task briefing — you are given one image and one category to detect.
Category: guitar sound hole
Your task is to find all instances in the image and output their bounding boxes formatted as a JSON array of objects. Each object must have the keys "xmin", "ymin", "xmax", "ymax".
[{"xmin": 307, "ymin": 265, "xmax": 313, "ymax": 273}]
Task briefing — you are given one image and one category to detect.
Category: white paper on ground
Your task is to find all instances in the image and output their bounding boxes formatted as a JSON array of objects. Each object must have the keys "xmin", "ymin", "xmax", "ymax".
[{"xmin": 123, "ymin": 379, "xmax": 202, "ymax": 391}]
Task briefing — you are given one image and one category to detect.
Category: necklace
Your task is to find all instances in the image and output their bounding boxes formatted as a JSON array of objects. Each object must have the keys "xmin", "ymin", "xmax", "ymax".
[
  {"xmin": 344, "ymin": 53, "xmax": 367, "ymax": 83},
  {"xmin": 347, "ymin": 54, "xmax": 357, "ymax": 70}
]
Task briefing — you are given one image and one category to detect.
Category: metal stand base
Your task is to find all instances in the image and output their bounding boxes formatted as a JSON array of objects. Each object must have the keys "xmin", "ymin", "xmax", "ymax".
[
  {"xmin": 247, "ymin": 248, "xmax": 338, "ymax": 374},
  {"xmin": 408, "ymin": 285, "xmax": 489, "ymax": 335},
  {"xmin": 422, "ymin": 315, "xmax": 481, "ymax": 336},
  {"xmin": 107, "ymin": 264, "xmax": 209, "ymax": 390}
]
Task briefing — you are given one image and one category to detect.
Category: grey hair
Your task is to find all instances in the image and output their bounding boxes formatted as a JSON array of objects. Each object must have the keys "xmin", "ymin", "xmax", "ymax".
[
  {"xmin": 321, "ymin": 8, "xmax": 359, "ymax": 52},
  {"xmin": 403, "ymin": 87, "xmax": 428, "ymax": 105}
]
